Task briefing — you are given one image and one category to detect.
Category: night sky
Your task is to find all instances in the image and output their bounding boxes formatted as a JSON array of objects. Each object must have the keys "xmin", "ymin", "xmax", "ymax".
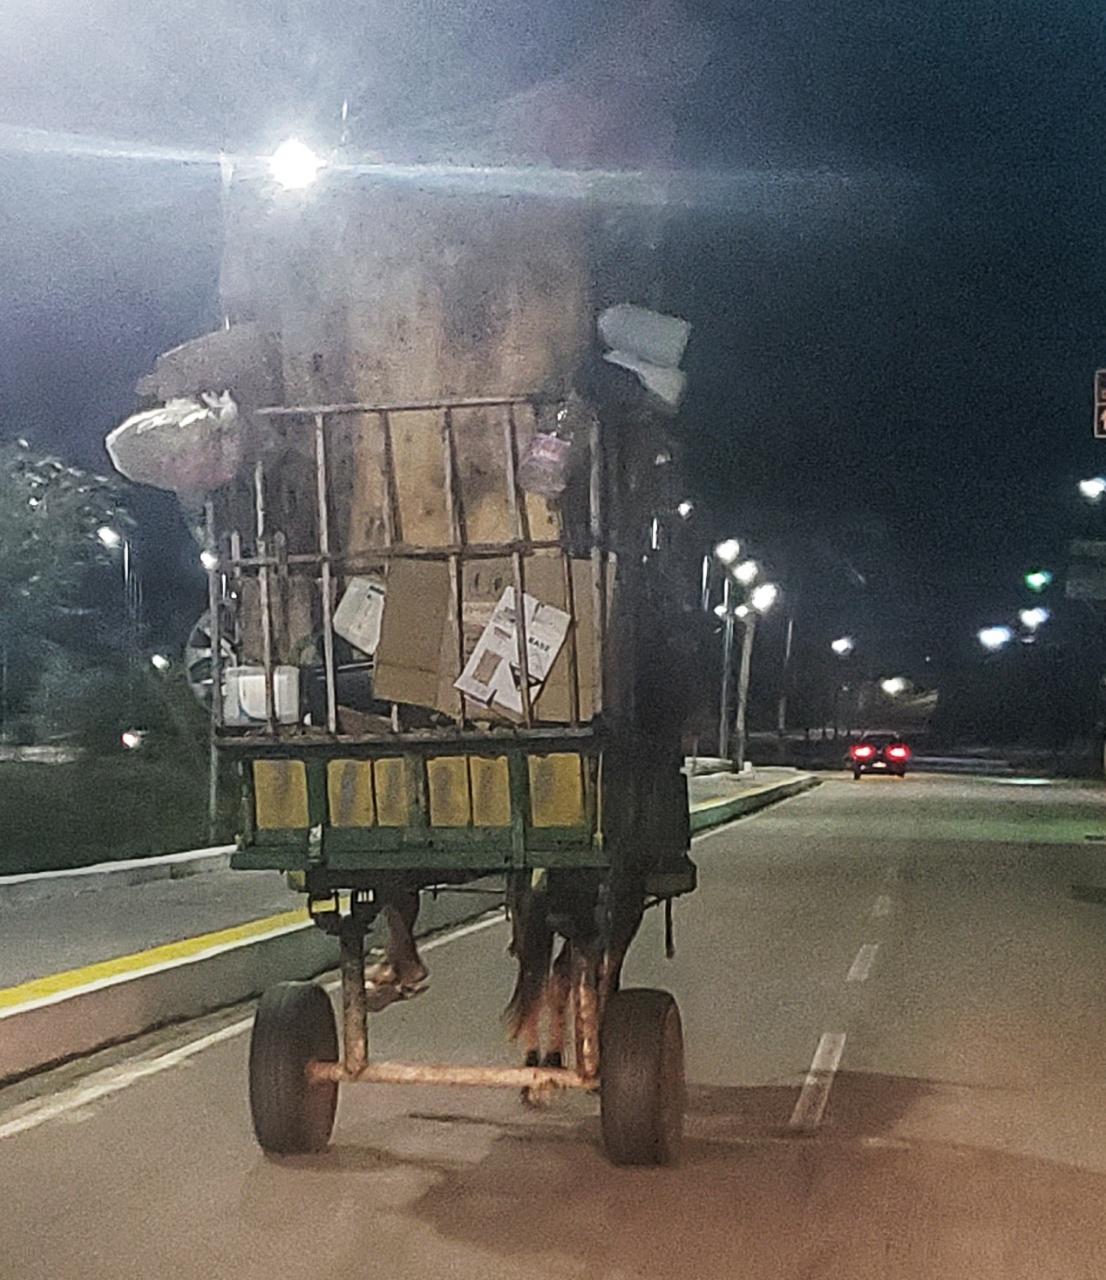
[{"xmin": 1, "ymin": 0, "xmax": 1104, "ymax": 672}]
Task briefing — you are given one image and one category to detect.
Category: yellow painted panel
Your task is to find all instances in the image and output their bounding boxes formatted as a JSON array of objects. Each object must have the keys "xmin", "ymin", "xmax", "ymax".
[
  {"xmin": 470, "ymin": 755, "xmax": 512, "ymax": 827},
  {"xmin": 327, "ymin": 760, "xmax": 375, "ymax": 827},
  {"xmin": 253, "ymin": 760, "xmax": 309, "ymax": 830},
  {"xmin": 528, "ymin": 753, "xmax": 585, "ymax": 828},
  {"xmin": 427, "ymin": 757, "xmax": 472, "ymax": 827},
  {"xmin": 373, "ymin": 757, "xmax": 409, "ymax": 827}
]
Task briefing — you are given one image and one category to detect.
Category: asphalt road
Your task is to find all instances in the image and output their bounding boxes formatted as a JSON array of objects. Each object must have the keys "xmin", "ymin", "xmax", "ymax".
[{"xmin": 4, "ymin": 771, "xmax": 1106, "ymax": 1279}]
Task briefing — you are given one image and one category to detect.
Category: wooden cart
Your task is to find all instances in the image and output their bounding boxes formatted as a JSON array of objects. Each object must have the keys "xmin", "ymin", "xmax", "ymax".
[{"xmin": 209, "ymin": 393, "xmax": 696, "ymax": 1165}]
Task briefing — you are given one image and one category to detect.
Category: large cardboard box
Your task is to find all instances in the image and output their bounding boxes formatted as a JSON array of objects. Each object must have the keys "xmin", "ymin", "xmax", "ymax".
[{"xmin": 375, "ymin": 552, "xmax": 600, "ymax": 723}]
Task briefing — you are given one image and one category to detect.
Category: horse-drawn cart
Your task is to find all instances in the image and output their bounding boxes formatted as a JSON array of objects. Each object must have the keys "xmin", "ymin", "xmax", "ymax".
[{"xmin": 208, "ymin": 389, "xmax": 697, "ymax": 1166}]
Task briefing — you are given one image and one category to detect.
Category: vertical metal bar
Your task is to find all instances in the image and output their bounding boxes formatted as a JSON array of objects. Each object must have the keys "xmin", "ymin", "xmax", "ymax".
[
  {"xmin": 589, "ymin": 413, "xmax": 605, "ymax": 716},
  {"xmin": 561, "ymin": 550, "xmax": 580, "ymax": 725},
  {"xmin": 314, "ymin": 413, "xmax": 338, "ymax": 734},
  {"xmin": 718, "ymin": 578, "xmax": 734, "ymax": 760},
  {"xmin": 572, "ymin": 948, "xmax": 600, "ymax": 1082},
  {"xmin": 379, "ymin": 410, "xmax": 402, "ymax": 546},
  {"xmin": 339, "ymin": 920, "xmax": 368, "ymax": 1074},
  {"xmin": 441, "ymin": 407, "xmax": 465, "ymax": 724},
  {"xmin": 379, "ymin": 410, "xmax": 401, "ymax": 732},
  {"xmin": 204, "ymin": 500, "xmax": 222, "ymax": 844},
  {"xmin": 253, "ymin": 460, "xmax": 276, "ymax": 733},
  {"xmin": 205, "ymin": 501, "xmax": 223, "ymax": 730},
  {"xmin": 700, "ymin": 552, "xmax": 711, "ymax": 612},
  {"xmin": 503, "ymin": 404, "xmax": 532, "ymax": 725}
]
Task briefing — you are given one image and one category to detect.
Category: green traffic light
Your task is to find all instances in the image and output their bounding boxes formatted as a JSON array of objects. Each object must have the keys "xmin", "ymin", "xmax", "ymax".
[{"xmin": 1024, "ymin": 569, "xmax": 1053, "ymax": 593}]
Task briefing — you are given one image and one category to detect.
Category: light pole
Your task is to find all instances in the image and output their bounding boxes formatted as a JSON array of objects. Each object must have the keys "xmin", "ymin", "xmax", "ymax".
[
  {"xmin": 732, "ymin": 606, "xmax": 756, "ymax": 772},
  {"xmin": 716, "ymin": 579, "xmax": 736, "ymax": 759},
  {"xmin": 733, "ymin": 583, "xmax": 779, "ymax": 773}
]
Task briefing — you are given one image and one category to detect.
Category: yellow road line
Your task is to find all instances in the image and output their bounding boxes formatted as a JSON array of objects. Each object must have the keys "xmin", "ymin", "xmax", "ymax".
[{"xmin": 0, "ymin": 908, "xmax": 309, "ymax": 1013}]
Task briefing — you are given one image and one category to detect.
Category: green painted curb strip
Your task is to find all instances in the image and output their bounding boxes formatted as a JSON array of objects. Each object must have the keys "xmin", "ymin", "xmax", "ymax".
[{"xmin": 689, "ymin": 774, "xmax": 820, "ymax": 833}]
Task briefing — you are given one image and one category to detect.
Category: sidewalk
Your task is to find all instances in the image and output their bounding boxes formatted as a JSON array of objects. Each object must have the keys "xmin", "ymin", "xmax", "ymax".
[{"xmin": 0, "ymin": 764, "xmax": 816, "ymax": 1080}]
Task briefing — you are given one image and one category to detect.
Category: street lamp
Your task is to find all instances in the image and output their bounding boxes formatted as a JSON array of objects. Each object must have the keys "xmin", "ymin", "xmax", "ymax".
[
  {"xmin": 714, "ymin": 538, "xmax": 742, "ymax": 568},
  {"xmin": 150, "ymin": 653, "xmax": 171, "ymax": 672},
  {"xmin": 200, "ymin": 549, "xmax": 218, "ymax": 572},
  {"xmin": 96, "ymin": 525, "xmax": 122, "ymax": 550},
  {"xmin": 880, "ymin": 676, "xmax": 908, "ymax": 696},
  {"xmin": 676, "ymin": 500, "xmax": 694, "ymax": 519},
  {"xmin": 1023, "ymin": 569, "xmax": 1053, "ymax": 593},
  {"xmin": 1080, "ymin": 477, "xmax": 1106, "ymax": 501},
  {"xmin": 978, "ymin": 625, "xmax": 1013, "ymax": 651},
  {"xmin": 831, "ymin": 636, "xmax": 855, "ymax": 656},
  {"xmin": 1019, "ymin": 606, "xmax": 1049, "ymax": 631},
  {"xmin": 732, "ymin": 559, "xmax": 759, "ymax": 585},
  {"xmin": 750, "ymin": 581, "xmax": 779, "ymax": 613},
  {"xmin": 268, "ymin": 139, "xmax": 325, "ymax": 190}
]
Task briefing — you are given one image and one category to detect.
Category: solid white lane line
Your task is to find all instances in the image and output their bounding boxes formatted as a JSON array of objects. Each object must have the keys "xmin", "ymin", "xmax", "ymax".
[
  {"xmin": 872, "ymin": 894, "xmax": 893, "ymax": 918},
  {"xmin": 0, "ymin": 911, "xmax": 505, "ymax": 1142},
  {"xmin": 846, "ymin": 943, "xmax": 879, "ymax": 983},
  {"xmin": 789, "ymin": 1031, "xmax": 847, "ymax": 1131},
  {"xmin": 0, "ymin": 1021, "xmax": 250, "ymax": 1141}
]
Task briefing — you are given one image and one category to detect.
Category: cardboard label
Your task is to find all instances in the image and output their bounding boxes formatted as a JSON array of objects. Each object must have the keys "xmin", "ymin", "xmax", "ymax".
[
  {"xmin": 454, "ymin": 587, "xmax": 571, "ymax": 715},
  {"xmin": 333, "ymin": 576, "xmax": 386, "ymax": 655}
]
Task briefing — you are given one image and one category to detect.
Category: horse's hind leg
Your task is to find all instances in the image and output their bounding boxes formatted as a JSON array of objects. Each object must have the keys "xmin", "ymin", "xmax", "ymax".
[{"xmin": 543, "ymin": 940, "xmax": 573, "ymax": 1070}]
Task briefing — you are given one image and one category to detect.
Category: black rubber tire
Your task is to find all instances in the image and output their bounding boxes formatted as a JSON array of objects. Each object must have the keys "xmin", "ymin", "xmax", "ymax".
[
  {"xmin": 248, "ymin": 981, "xmax": 339, "ymax": 1155},
  {"xmin": 600, "ymin": 988, "xmax": 685, "ymax": 1167}
]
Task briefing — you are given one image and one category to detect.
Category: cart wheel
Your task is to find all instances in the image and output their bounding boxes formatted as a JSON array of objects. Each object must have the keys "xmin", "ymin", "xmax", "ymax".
[
  {"xmin": 249, "ymin": 981, "xmax": 338, "ymax": 1155},
  {"xmin": 600, "ymin": 988, "xmax": 685, "ymax": 1167}
]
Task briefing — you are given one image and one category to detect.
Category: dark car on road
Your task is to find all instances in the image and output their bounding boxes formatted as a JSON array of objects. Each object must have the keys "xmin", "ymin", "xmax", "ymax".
[{"xmin": 848, "ymin": 732, "xmax": 912, "ymax": 779}]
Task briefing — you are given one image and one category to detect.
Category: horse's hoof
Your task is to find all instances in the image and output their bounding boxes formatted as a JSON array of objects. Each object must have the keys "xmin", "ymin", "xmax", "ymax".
[{"xmin": 364, "ymin": 979, "xmax": 429, "ymax": 1013}]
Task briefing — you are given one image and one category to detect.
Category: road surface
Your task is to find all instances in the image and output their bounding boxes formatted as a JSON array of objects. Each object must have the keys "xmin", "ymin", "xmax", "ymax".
[{"xmin": 4, "ymin": 771, "xmax": 1106, "ymax": 1279}]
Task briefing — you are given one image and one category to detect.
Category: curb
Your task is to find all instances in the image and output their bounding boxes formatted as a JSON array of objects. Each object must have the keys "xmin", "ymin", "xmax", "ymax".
[
  {"xmin": 689, "ymin": 773, "xmax": 819, "ymax": 833},
  {"xmin": 0, "ymin": 846, "xmax": 235, "ymax": 908}
]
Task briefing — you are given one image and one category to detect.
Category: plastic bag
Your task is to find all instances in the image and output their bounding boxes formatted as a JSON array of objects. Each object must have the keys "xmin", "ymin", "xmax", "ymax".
[
  {"xmin": 105, "ymin": 392, "xmax": 244, "ymax": 495},
  {"xmin": 517, "ymin": 393, "xmax": 596, "ymax": 497}
]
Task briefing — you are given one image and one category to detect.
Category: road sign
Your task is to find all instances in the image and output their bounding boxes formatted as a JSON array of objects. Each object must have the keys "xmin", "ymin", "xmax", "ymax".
[
  {"xmin": 1067, "ymin": 566, "xmax": 1106, "ymax": 600},
  {"xmin": 1095, "ymin": 370, "xmax": 1106, "ymax": 437},
  {"xmin": 1067, "ymin": 540, "xmax": 1106, "ymax": 599}
]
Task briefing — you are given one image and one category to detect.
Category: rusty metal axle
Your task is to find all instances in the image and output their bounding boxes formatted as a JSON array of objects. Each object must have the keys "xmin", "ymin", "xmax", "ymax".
[{"xmin": 306, "ymin": 1059, "xmax": 596, "ymax": 1090}]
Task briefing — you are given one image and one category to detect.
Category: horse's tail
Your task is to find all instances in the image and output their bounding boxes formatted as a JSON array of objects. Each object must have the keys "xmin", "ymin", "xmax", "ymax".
[{"xmin": 504, "ymin": 877, "xmax": 554, "ymax": 1040}]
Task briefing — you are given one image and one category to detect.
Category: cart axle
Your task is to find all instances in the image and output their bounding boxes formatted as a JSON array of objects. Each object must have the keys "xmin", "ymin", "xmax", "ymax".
[{"xmin": 306, "ymin": 1059, "xmax": 595, "ymax": 1091}]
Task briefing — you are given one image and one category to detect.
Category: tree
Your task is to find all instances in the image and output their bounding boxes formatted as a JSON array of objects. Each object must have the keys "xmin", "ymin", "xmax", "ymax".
[
  {"xmin": 0, "ymin": 440, "xmax": 128, "ymax": 654},
  {"xmin": 0, "ymin": 440, "xmax": 130, "ymax": 737}
]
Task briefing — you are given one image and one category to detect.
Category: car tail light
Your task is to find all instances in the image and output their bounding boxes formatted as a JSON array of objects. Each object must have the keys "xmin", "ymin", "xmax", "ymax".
[
  {"xmin": 851, "ymin": 745, "xmax": 875, "ymax": 760},
  {"xmin": 887, "ymin": 745, "xmax": 911, "ymax": 761}
]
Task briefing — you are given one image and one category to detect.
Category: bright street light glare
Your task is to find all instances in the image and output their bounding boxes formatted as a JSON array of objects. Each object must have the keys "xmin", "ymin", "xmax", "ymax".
[
  {"xmin": 150, "ymin": 653, "xmax": 171, "ymax": 672},
  {"xmin": 831, "ymin": 636, "xmax": 855, "ymax": 656},
  {"xmin": 733, "ymin": 604, "xmax": 751, "ymax": 619},
  {"xmin": 1019, "ymin": 607, "xmax": 1049, "ymax": 631},
  {"xmin": 713, "ymin": 603, "xmax": 728, "ymax": 619},
  {"xmin": 1024, "ymin": 569, "xmax": 1053, "ymax": 593},
  {"xmin": 676, "ymin": 500, "xmax": 694, "ymax": 519},
  {"xmin": 96, "ymin": 525, "xmax": 122, "ymax": 550},
  {"xmin": 269, "ymin": 139, "xmax": 324, "ymax": 190},
  {"xmin": 1079, "ymin": 477, "xmax": 1106, "ymax": 501},
  {"xmin": 200, "ymin": 549, "xmax": 218, "ymax": 571},
  {"xmin": 732, "ymin": 559, "xmax": 759, "ymax": 585},
  {"xmin": 750, "ymin": 582, "xmax": 778, "ymax": 612},
  {"xmin": 978, "ymin": 625, "xmax": 1013, "ymax": 651},
  {"xmin": 880, "ymin": 676, "xmax": 907, "ymax": 696},
  {"xmin": 714, "ymin": 538, "xmax": 742, "ymax": 567}
]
